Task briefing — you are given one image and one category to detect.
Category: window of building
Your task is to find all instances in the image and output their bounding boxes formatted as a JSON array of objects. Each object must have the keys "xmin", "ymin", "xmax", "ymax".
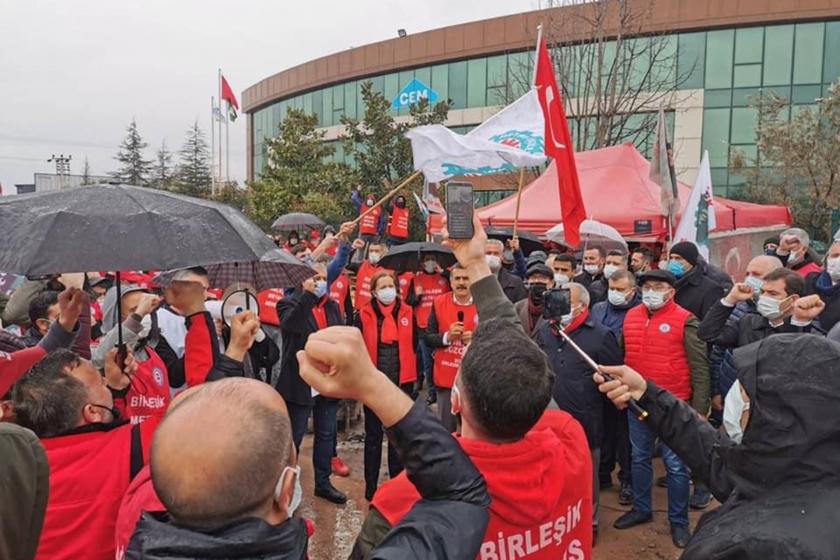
[
  {"xmin": 311, "ymin": 90, "xmax": 322, "ymax": 125},
  {"xmin": 448, "ymin": 61, "xmax": 468, "ymax": 109},
  {"xmin": 763, "ymin": 25, "xmax": 794, "ymax": 86},
  {"xmin": 467, "ymin": 58, "xmax": 487, "ymax": 107},
  {"xmin": 398, "ymin": 70, "xmax": 414, "ymax": 116},
  {"xmin": 793, "ymin": 23, "xmax": 824, "ymax": 84},
  {"xmin": 792, "ymin": 84, "xmax": 822, "ymax": 105},
  {"xmin": 384, "ymin": 73, "xmax": 399, "ymax": 114},
  {"xmin": 705, "ymin": 30, "xmax": 734, "ymax": 89},
  {"xmin": 507, "ymin": 51, "xmax": 531, "ymax": 98},
  {"xmin": 704, "ymin": 89, "xmax": 731, "ymax": 108},
  {"xmin": 730, "ymin": 107, "xmax": 758, "ymax": 144},
  {"xmin": 735, "ymin": 28, "xmax": 763, "ymax": 64},
  {"xmin": 710, "ymin": 168, "xmax": 729, "ymax": 195},
  {"xmin": 431, "ymin": 64, "xmax": 449, "ymax": 103},
  {"xmin": 648, "ymin": 35, "xmax": 677, "ymax": 90},
  {"xmin": 486, "ymin": 54, "xmax": 508, "ymax": 106},
  {"xmin": 321, "ymin": 87, "xmax": 333, "ymax": 127},
  {"xmin": 734, "ymin": 64, "xmax": 762, "ymax": 88},
  {"xmin": 731, "ymin": 87, "xmax": 761, "ymax": 107},
  {"xmin": 332, "ymin": 84, "xmax": 344, "ymax": 124},
  {"xmin": 344, "ymin": 81, "xmax": 357, "ymax": 120},
  {"xmin": 678, "ymin": 32, "xmax": 706, "ymax": 89},
  {"xmin": 702, "ymin": 108, "xmax": 731, "ymax": 167},
  {"xmin": 823, "ymin": 22, "xmax": 840, "ymax": 84}
]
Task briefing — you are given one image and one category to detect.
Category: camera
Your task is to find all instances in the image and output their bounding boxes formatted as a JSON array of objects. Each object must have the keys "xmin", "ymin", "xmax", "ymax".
[{"xmin": 542, "ymin": 288, "xmax": 571, "ymax": 321}]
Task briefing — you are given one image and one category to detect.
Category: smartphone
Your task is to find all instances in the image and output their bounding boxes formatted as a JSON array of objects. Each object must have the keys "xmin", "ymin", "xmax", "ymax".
[
  {"xmin": 543, "ymin": 288, "xmax": 572, "ymax": 321},
  {"xmin": 445, "ymin": 181, "xmax": 475, "ymax": 239}
]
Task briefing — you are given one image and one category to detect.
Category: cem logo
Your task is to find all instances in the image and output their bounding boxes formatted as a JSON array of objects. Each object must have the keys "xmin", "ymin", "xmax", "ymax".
[{"xmin": 392, "ymin": 78, "xmax": 439, "ymax": 110}]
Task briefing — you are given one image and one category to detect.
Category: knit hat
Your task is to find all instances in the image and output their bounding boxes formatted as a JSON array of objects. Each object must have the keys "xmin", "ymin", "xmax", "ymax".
[{"xmin": 669, "ymin": 241, "xmax": 699, "ymax": 266}]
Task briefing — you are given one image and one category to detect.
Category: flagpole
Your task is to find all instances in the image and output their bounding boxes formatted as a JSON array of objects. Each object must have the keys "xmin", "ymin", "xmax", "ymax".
[
  {"xmin": 225, "ymin": 104, "xmax": 230, "ymax": 185},
  {"xmin": 532, "ymin": 24, "xmax": 543, "ymax": 87},
  {"xmin": 513, "ymin": 167, "xmax": 526, "ymax": 239},
  {"xmin": 218, "ymin": 68, "xmax": 223, "ymax": 184},
  {"xmin": 210, "ymin": 96, "xmax": 216, "ymax": 196},
  {"xmin": 352, "ymin": 171, "xmax": 422, "ymax": 227}
]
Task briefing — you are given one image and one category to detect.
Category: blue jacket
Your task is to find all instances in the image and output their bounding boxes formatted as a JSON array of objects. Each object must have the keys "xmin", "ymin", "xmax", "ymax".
[{"xmin": 590, "ymin": 292, "xmax": 642, "ymax": 339}]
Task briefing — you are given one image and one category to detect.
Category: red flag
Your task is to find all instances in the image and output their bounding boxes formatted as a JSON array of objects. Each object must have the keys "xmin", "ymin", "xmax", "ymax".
[
  {"xmin": 221, "ymin": 75, "xmax": 239, "ymax": 111},
  {"xmin": 535, "ymin": 38, "xmax": 586, "ymax": 247}
]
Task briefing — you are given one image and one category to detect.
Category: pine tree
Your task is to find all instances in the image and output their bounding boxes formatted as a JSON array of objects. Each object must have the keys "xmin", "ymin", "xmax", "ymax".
[
  {"xmin": 81, "ymin": 157, "xmax": 93, "ymax": 185},
  {"xmin": 151, "ymin": 141, "xmax": 175, "ymax": 190},
  {"xmin": 112, "ymin": 118, "xmax": 152, "ymax": 185},
  {"xmin": 174, "ymin": 121, "xmax": 212, "ymax": 197}
]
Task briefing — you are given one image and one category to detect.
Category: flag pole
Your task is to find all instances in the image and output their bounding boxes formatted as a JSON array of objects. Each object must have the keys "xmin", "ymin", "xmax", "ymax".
[
  {"xmin": 532, "ymin": 24, "xmax": 543, "ymax": 87},
  {"xmin": 513, "ymin": 167, "xmax": 526, "ymax": 239},
  {"xmin": 352, "ymin": 170, "xmax": 422, "ymax": 227},
  {"xmin": 210, "ymin": 96, "xmax": 216, "ymax": 196},
  {"xmin": 218, "ymin": 68, "xmax": 223, "ymax": 185},
  {"xmin": 225, "ymin": 102, "xmax": 230, "ymax": 185}
]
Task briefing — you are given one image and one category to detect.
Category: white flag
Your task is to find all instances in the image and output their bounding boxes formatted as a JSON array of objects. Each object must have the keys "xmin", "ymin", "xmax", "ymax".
[
  {"xmin": 406, "ymin": 89, "xmax": 547, "ymax": 182},
  {"xmin": 674, "ymin": 151, "xmax": 717, "ymax": 260}
]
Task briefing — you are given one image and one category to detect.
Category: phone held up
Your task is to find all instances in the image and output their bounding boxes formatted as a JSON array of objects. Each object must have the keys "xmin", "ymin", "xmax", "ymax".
[
  {"xmin": 445, "ymin": 181, "xmax": 475, "ymax": 239},
  {"xmin": 542, "ymin": 288, "xmax": 571, "ymax": 321}
]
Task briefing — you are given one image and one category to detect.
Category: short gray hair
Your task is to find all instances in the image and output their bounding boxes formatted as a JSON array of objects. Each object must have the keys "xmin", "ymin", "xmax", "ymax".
[
  {"xmin": 565, "ymin": 282, "xmax": 590, "ymax": 309},
  {"xmin": 486, "ymin": 239, "xmax": 504, "ymax": 250},
  {"xmin": 783, "ymin": 227, "xmax": 810, "ymax": 246}
]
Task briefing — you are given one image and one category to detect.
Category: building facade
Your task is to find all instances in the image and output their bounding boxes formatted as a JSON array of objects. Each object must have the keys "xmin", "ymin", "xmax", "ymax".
[{"xmin": 244, "ymin": 0, "xmax": 840, "ymax": 199}]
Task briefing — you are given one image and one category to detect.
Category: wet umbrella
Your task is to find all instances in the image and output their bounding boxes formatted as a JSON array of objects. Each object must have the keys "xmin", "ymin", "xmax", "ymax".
[
  {"xmin": 271, "ymin": 212, "xmax": 325, "ymax": 232},
  {"xmin": 484, "ymin": 227, "xmax": 544, "ymax": 256},
  {"xmin": 378, "ymin": 242, "xmax": 456, "ymax": 273},
  {"xmin": 545, "ymin": 219, "xmax": 628, "ymax": 253}
]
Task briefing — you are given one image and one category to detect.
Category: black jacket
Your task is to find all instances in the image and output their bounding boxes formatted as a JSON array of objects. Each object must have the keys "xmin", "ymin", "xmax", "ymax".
[
  {"xmin": 641, "ymin": 334, "xmax": 840, "ymax": 559},
  {"xmin": 577, "ymin": 271, "xmax": 608, "ymax": 304},
  {"xmin": 275, "ymin": 290, "xmax": 344, "ymax": 406},
  {"xmin": 806, "ymin": 271, "xmax": 840, "ymax": 331},
  {"xmin": 496, "ymin": 268, "xmax": 527, "ymax": 304},
  {"xmin": 674, "ymin": 265, "xmax": 724, "ymax": 320},
  {"xmin": 354, "ymin": 299, "xmax": 417, "ymax": 385},
  {"xmin": 697, "ymin": 299, "xmax": 824, "ymax": 348},
  {"xmin": 537, "ymin": 315, "xmax": 622, "ymax": 448}
]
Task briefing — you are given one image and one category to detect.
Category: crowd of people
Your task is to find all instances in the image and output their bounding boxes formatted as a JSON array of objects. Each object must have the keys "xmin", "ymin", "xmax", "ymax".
[{"xmin": 2, "ymin": 199, "xmax": 840, "ymax": 559}]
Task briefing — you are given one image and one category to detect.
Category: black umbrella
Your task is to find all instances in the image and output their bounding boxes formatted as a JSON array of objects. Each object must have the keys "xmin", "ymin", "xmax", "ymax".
[
  {"xmin": 271, "ymin": 212, "xmax": 325, "ymax": 232},
  {"xmin": 378, "ymin": 242, "xmax": 456, "ymax": 273},
  {"xmin": 484, "ymin": 227, "xmax": 544, "ymax": 256}
]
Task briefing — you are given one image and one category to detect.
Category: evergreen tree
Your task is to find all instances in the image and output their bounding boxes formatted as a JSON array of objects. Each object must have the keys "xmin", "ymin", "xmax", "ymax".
[
  {"xmin": 112, "ymin": 118, "xmax": 152, "ymax": 185},
  {"xmin": 175, "ymin": 121, "xmax": 212, "ymax": 196},
  {"xmin": 151, "ymin": 140, "xmax": 175, "ymax": 190}
]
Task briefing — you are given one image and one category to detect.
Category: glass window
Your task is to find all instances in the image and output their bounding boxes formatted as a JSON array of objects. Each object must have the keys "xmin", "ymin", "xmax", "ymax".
[
  {"xmin": 792, "ymin": 84, "xmax": 822, "ymax": 104},
  {"xmin": 507, "ymin": 51, "xmax": 530, "ymax": 98},
  {"xmin": 705, "ymin": 30, "xmax": 734, "ymax": 89},
  {"xmin": 487, "ymin": 55, "xmax": 507, "ymax": 88},
  {"xmin": 791, "ymin": 104, "xmax": 816, "ymax": 120},
  {"xmin": 763, "ymin": 25, "xmax": 794, "ymax": 86},
  {"xmin": 678, "ymin": 32, "xmax": 706, "ymax": 89},
  {"xmin": 344, "ymin": 81, "xmax": 357, "ymax": 120},
  {"xmin": 398, "ymin": 70, "xmax": 414, "ymax": 115},
  {"xmin": 649, "ymin": 35, "xmax": 677, "ymax": 90},
  {"xmin": 793, "ymin": 23, "xmax": 824, "ymax": 84},
  {"xmin": 702, "ymin": 108, "xmax": 731, "ymax": 167},
  {"xmin": 731, "ymin": 87, "xmax": 761, "ymax": 107},
  {"xmin": 384, "ymin": 73, "xmax": 399, "ymax": 113},
  {"xmin": 730, "ymin": 107, "xmax": 758, "ymax": 144},
  {"xmin": 467, "ymin": 58, "xmax": 487, "ymax": 107},
  {"xmin": 332, "ymin": 84, "xmax": 344, "ymax": 112},
  {"xmin": 321, "ymin": 87, "xmax": 333, "ymax": 127},
  {"xmin": 731, "ymin": 144, "xmax": 757, "ymax": 163},
  {"xmin": 431, "ymin": 64, "xmax": 449, "ymax": 102},
  {"xmin": 823, "ymin": 22, "xmax": 840, "ymax": 84},
  {"xmin": 704, "ymin": 89, "xmax": 731, "ymax": 108},
  {"xmin": 448, "ymin": 61, "xmax": 468, "ymax": 109},
  {"xmin": 303, "ymin": 93, "xmax": 312, "ymax": 116},
  {"xmin": 734, "ymin": 64, "xmax": 762, "ymax": 88},
  {"xmin": 311, "ymin": 90, "xmax": 322, "ymax": 125},
  {"xmin": 369, "ymin": 75, "xmax": 384, "ymax": 96},
  {"xmin": 356, "ymin": 81, "xmax": 365, "ymax": 117},
  {"xmin": 735, "ymin": 28, "xmax": 763, "ymax": 64},
  {"xmin": 710, "ymin": 168, "xmax": 729, "ymax": 194}
]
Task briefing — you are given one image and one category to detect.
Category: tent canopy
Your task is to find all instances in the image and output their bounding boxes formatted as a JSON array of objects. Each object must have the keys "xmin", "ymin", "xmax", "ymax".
[{"xmin": 476, "ymin": 143, "xmax": 791, "ymax": 239}]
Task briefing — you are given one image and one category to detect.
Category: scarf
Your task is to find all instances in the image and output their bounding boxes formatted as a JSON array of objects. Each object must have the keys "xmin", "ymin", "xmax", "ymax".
[
  {"xmin": 377, "ymin": 301, "xmax": 399, "ymax": 344},
  {"xmin": 527, "ymin": 299, "xmax": 543, "ymax": 331},
  {"xmin": 563, "ymin": 308, "xmax": 590, "ymax": 335}
]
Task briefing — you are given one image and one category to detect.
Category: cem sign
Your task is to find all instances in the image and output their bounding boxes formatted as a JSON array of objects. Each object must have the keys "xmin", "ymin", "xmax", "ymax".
[{"xmin": 392, "ymin": 78, "xmax": 439, "ymax": 109}]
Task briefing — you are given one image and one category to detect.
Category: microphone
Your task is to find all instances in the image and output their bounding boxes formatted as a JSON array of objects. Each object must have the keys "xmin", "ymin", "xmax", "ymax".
[{"xmin": 457, "ymin": 311, "xmax": 464, "ymax": 322}]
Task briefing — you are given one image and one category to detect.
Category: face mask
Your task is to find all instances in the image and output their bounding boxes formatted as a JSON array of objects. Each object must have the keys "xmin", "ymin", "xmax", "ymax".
[
  {"xmin": 395, "ymin": 198, "xmax": 406, "ymax": 208},
  {"xmin": 583, "ymin": 264, "xmax": 600, "ymax": 276},
  {"xmin": 138, "ymin": 313, "xmax": 153, "ymax": 339},
  {"xmin": 289, "ymin": 238, "xmax": 298, "ymax": 246},
  {"xmin": 603, "ymin": 264, "xmax": 620, "ymax": 279},
  {"xmin": 608, "ymin": 289, "xmax": 628, "ymax": 306},
  {"xmin": 366, "ymin": 199, "xmax": 375, "ymax": 207},
  {"xmin": 827, "ymin": 256, "xmax": 840, "ymax": 280},
  {"xmin": 376, "ymin": 287, "xmax": 397, "ymax": 305},
  {"xmin": 787, "ymin": 250, "xmax": 801, "ymax": 264},
  {"xmin": 560, "ymin": 305, "xmax": 578, "ymax": 326},
  {"xmin": 275, "ymin": 465, "xmax": 302, "ymax": 517},
  {"xmin": 486, "ymin": 255, "xmax": 501, "ymax": 272},
  {"xmin": 554, "ymin": 273, "xmax": 570, "ymax": 285},
  {"xmin": 528, "ymin": 283, "xmax": 547, "ymax": 303},
  {"xmin": 642, "ymin": 289, "xmax": 667, "ymax": 310},
  {"xmin": 723, "ymin": 382, "xmax": 749, "ymax": 444},
  {"xmin": 667, "ymin": 260, "xmax": 686, "ymax": 278},
  {"xmin": 423, "ymin": 261, "xmax": 437, "ymax": 274},
  {"xmin": 756, "ymin": 295, "xmax": 783, "ymax": 320},
  {"xmin": 658, "ymin": 260, "xmax": 668, "ymax": 271},
  {"xmin": 89, "ymin": 403, "xmax": 121, "ymax": 422},
  {"xmin": 368, "ymin": 252, "xmax": 381, "ymax": 265},
  {"xmin": 313, "ymin": 280, "xmax": 327, "ymax": 298},
  {"xmin": 502, "ymin": 249, "xmax": 514, "ymax": 262},
  {"xmin": 744, "ymin": 275, "xmax": 763, "ymax": 298}
]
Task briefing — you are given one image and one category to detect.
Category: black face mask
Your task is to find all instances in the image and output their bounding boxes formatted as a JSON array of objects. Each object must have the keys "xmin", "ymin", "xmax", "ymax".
[
  {"xmin": 529, "ymin": 283, "xmax": 547, "ymax": 304},
  {"xmin": 395, "ymin": 198, "xmax": 406, "ymax": 209},
  {"xmin": 89, "ymin": 403, "xmax": 121, "ymax": 422}
]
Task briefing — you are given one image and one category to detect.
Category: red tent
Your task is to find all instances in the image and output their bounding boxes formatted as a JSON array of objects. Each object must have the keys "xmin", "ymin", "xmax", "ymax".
[{"xmin": 475, "ymin": 144, "xmax": 791, "ymax": 240}]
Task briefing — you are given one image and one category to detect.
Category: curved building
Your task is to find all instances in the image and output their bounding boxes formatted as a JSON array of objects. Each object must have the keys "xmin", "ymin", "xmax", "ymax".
[{"xmin": 244, "ymin": 0, "xmax": 840, "ymax": 199}]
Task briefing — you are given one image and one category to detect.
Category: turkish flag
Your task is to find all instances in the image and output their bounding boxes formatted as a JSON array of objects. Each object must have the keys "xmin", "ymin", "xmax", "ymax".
[
  {"xmin": 221, "ymin": 75, "xmax": 239, "ymax": 111},
  {"xmin": 535, "ymin": 38, "xmax": 586, "ymax": 247}
]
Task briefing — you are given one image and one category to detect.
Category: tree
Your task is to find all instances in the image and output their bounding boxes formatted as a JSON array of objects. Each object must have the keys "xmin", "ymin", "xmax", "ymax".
[
  {"xmin": 730, "ymin": 81, "xmax": 840, "ymax": 242},
  {"xmin": 81, "ymin": 157, "xmax": 93, "ymax": 185},
  {"xmin": 210, "ymin": 181, "xmax": 250, "ymax": 213},
  {"xmin": 248, "ymin": 108, "xmax": 357, "ymax": 230},
  {"xmin": 175, "ymin": 121, "xmax": 212, "ymax": 197},
  {"xmin": 151, "ymin": 141, "xmax": 175, "ymax": 190},
  {"xmin": 112, "ymin": 118, "xmax": 152, "ymax": 185}
]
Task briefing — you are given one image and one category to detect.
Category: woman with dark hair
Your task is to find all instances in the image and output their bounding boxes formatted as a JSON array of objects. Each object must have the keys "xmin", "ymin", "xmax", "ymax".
[{"xmin": 355, "ymin": 270, "xmax": 417, "ymax": 500}]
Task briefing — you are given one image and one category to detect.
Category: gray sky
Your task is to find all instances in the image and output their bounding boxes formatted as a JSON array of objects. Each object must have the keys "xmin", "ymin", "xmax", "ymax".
[{"xmin": 0, "ymin": 0, "xmax": 539, "ymax": 192}]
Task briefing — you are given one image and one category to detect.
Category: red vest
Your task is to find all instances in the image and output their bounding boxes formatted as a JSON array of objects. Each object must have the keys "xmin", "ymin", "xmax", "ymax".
[
  {"xmin": 257, "ymin": 289, "xmax": 284, "ymax": 327},
  {"xmin": 387, "ymin": 205, "xmax": 410, "ymax": 239},
  {"xmin": 359, "ymin": 302, "xmax": 417, "ymax": 384},
  {"xmin": 118, "ymin": 348, "xmax": 170, "ymax": 425},
  {"xmin": 354, "ymin": 261, "xmax": 390, "ymax": 310},
  {"xmin": 793, "ymin": 261, "xmax": 822, "ymax": 278},
  {"xmin": 432, "ymin": 294, "xmax": 477, "ymax": 389},
  {"xmin": 623, "ymin": 299, "xmax": 693, "ymax": 401},
  {"xmin": 373, "ymin": 411, "xmax": 593, "ymax": 560},
  {"xmin": 38, "ymin": 419, "xmax": 158, "ymax": 560},
  {"xmin": 414, "ymin": 273, "xmax": 451, "ymax": 329},
  {"xmin": 330, "ymin": 273, "xmax": 351, "ymax": 318},
  {"xmin": 359, "ymin": 202, "xmax": 382, "ymax": 236},
  {"xmin": 398, "ymin": 271, "xmax": 414, "ymax": 301}
]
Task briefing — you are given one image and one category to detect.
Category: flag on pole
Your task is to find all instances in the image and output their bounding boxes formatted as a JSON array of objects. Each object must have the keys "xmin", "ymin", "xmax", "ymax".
[
  {"xmin": 412, "ymin": 191, "xmax": 430, "ymax": 222},
  {"xmin": 674, "ymin": 150, "xmax": 717, "ymax": 260},
  {"xmin": 651, "ymin": 107, "xmax": 678, "ymax": 218},
  {"xmin": 422, "ymin": 180, "xmax": 445, "ymax": 214},
  {"xmin": 221, "ymin": 75, "xmax": 239, "ymax": 122},
  {"xmin": 405, "ymin": 89, "xmax": 547, "ymax": 182},
  {"xmin": 534, "ymin": 34, "xmax": 586, "ymax": 247}
]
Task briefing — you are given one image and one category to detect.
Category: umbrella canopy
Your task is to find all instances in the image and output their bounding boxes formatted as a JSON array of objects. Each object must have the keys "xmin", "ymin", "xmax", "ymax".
[
  {"xmin": 271, "ymin": 212, "xmax": 325, "ymax": 232},
  {"xmin": 378, "ymin": 242, "xmax": 456, "ymax": 273},
  {"xmin": 545, "ymin": 219, "xmax": 628, "ymax": 252},
  {"xmin": 484, "ymin": 227, "xmax": 544, "ymax": 256},
  {"xmin": 0, "ymin": 184, "xmax": 277, "ymax": 276}
]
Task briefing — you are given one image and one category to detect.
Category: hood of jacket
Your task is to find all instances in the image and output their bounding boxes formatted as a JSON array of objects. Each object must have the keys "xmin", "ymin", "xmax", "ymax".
[
  {"xmin": 101, "ymin": 283, "xmax": 147, "ymax": 332},
  {"xmin": 126, "ymin": 512, "xmax": 308, "ymax": 559}
]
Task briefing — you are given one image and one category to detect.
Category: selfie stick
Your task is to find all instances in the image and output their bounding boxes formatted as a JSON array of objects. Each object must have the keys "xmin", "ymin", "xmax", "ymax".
[{"xmin": 556, "ymin": 329, "xmax": 649, "ymax": 421}]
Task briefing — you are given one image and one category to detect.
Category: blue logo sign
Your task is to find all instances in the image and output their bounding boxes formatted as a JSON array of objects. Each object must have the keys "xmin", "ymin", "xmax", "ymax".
[{"xmin": 392, "ymin": 78, "xmax": 439, "ymax": 109}]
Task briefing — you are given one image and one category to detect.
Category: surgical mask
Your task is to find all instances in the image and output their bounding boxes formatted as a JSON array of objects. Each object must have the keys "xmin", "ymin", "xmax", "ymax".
[
  {"xmin": 138, "ymin": 313, "xmax": 153, "ymax": 339},
  {"xmin": 89, "ymin": 403, "xmax": 121, "ymax": 422},
  {"xmin": 502, "ymin": 249, "xmax": 514, "ymax": 263},
  {"xmin": 642, "ymin": 289, "xmax": 667, "ymax": 310},
  {"xmin": 368, "ymin": 252, "xmax": 381, "ymax": 265},
  {"xmin": 827, "ymin": 256, "xmax": 840, "ymax": 281},
  {"xmin": 560, "ymin": 305, "xmax": 578, "ymax": 326},
  {"xmin": 366, "ymin": 199, "xmax": 375, "ymax": 207},
  {"xmin": 787, "ymin": 250, "xmax": 801, "ymax": 264},
  {"xmin": 554, "ymin": 273, "xmax": 570, "ymax": 285},
  {"xmin": 486, "ymin": 255, "xmax": 501, "ymax": 272},
  {"xmin": 723, "ymin": 382, "xmax": 750, "ymax": 444},
  {"xmin": 603, "ymin": 264, "xmax": 620, "ymax": 279},
  {"xmin": 667, "ymin": 260, "xmax": 686, "ymax": 278},
  {"xmin": 583, "ymin": 264, "xmax": 600, "ymax": 276},
  {"xmin": 608, "ymin": 289, "xmax": 628, "ymax": 306},
  {"xmin": 313, "ymin": 280, "xmax": 328, "ymax": 298},
  {"xmin": 756, "ymin": 295, "xmax": 783, "ymax": 320},
  {"xmin": 658, "ymin": 260, "xmax": 668, "ymax": 271},
  {"xmin": 289, "ymin": 237, "xmax": 298, "ymax": 245},
  {"xmin": 376, "ymin": 287, "xmax": 397, "ymax": 305},
  {"xmin": 275, "ymin": 465, "xmax": 302, "ymax": 517},
  {"xmin": 744, "ymin": 275, "xmax": 763, "ymax": 298},
  {"xmin": 423, "ymin": 261, "xmax": 437, "ymax": 274}
]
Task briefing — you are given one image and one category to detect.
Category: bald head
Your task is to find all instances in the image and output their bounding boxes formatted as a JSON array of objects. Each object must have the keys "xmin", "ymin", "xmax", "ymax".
[
  {"xmin": 151, "ymin": 378, "xmax": 292, "ymax": 529},
  {"xmin": 746, "ymin": 255, "xmax": 784, "ymax": 280}
]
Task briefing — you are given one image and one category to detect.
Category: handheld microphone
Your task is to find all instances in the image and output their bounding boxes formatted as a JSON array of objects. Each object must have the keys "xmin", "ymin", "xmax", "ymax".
[{"xmin": 457, "ymin": 310, "xmax": 464, "ymax": 322}]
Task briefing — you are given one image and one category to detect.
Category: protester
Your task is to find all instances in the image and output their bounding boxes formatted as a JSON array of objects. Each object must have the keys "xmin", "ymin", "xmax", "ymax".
[
  {"xmin": 805, "ymin": 239, "xmax": 840, "ymax": 330},
  {"xmin": 594, "ymin": 334, "xmax": 840, "ymax": 558},
  {"xmin": 408, "ymin": 254, "xmax": 450, "ymax": 404},
  {"xmin": 283, "ymin": 230, "xmax": 302, "ymax": 253},
  {"xmin": 763, "ymin": 235, "xmax": 780, "ymax": 255},
  {"xmin": 350, "ymin": 239, "xmax": 389, "ymax": 312},
  {"xmin": 425, "ymin": 264, "xmax": 477, "ymax": 432},
  {"xmin": 385, "ymin": 195, "xmax": 410, "ymax": 245},
  {"xmin": 355, "ymin": 271, "xmax": 417, "ymax": 500},
  {"xmin": 551, "ymin": 253, "xmax": 575, "ymax": 286},
  {"xmin": 352, "ymin": 188, "xmax": 385, "ymax": 241},
  {"xmin": 603, "ymin": 250, "xmax": 628, "ymax": 280},
  {"xmin": 630, "ymin": 247, "xmax": 655, "ymax": 275},
  {"xmin": 578, "ymin": 246, "xmax": 608, "ymax": 304},
  {"xmin": 15, "ymin": 281, "xmax": 91, "ymax": 360},
  {"xmin": 484, "ymin": 239, "xmax": 527, "ymax": 303},
  {"xmin": 506, "ymin": 237, "xmax": 529, "ymax": 278},
  {"xmin": 668, "ymin": 241, "xmax": 724, "ymax": 320},
  {"xmin": 353, "ymin": 213, "xmax": 592, "ymax": 559},
  {"xmin": 775, "ymin": 227, "xmax": 823, "ymax": 277},
  {"xmin": 615, "ymin": 269, "xmax": 709, "ymax": 548},
  {"xmin": 514, "ymin": 263, "xmax": 554, "ymax": 339},
  {"xmin": 1, "ymin": 276, "xmax": 66, "ymax": 327}
]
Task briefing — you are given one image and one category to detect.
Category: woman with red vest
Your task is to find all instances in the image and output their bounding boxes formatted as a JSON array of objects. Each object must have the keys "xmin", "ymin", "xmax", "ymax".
[
  {"xmin": 352, "ymin": 188, "xmax": 384, "ymax": 240},
  {"xmin": 355, "ymin": 270, "xmax": 417, "ymax": 500},
  {"xmin": 385, "ymin": 195, "xmax": 410, "ymax": 245},
  {"xmin": 350, "ymin": 240, "xmax": 390, "ymax": 313}
]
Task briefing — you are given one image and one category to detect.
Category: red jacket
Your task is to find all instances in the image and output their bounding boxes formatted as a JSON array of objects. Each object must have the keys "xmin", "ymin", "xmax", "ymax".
[
  {"xmin": 359, "ymin": 301, "xmax": 417, "ymax": 384},
  {"xmin": 623, "ymin": 299, "xmax": 693, "ymax": 401},
  {"xmin": 387, "ymin": 205, "xmax": 410, "ymax": 239},
  {"xmin": 184, "ymin": 311, "xmax": 221, "ymax": 387},
  {"xmin": 113, "ymin": 347, "xmax": 170, "ymax": 425},
  {"xmin": 793, "ymin": 260, "xmax": 822, "ymax": 278},
  {"xmin": 413, "ymin": 273, "xmax": 451, "ymax": 329},
  {"xmin": 431, "ymin": 294, "xmax": 477, "ymax": 389},
  {"xmin": 373, "ymin": 410, "xmax": 593, "ymax": 559},
  {"xmin": 114, "ymin": 465, "xmax": 164, "ymax": 559}
]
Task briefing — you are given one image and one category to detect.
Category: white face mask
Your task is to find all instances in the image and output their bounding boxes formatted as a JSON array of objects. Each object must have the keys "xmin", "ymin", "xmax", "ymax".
[
  {"xmin": 560, "ymin": 304, "xmax": 578, "ymax": 326},
  {"xmin": 603, "ymin": 264, "xmax": 620, "ymax": 279},
  {"xmin": 608, "ymin": 289, "xmax": 629, "ymax": 306},
  {"xmin": 827, "ymin": 256, "xmax": 840, "ymax": 281},
  {"xmin": 744, "ymin": 275, "xmax": 763, "ymax": 298},
  {"xmin": 723, "ymin": 381, "xmax": 750, "ymax": 444},
  {"xmin": 313, "ymin": 279, "xmax": 328, "ymax": 298},
  {"xmin": 275, "ymin": 465, "xmax": 302, "ymax": 517},
  {"xmin": 376, "ymin": 287, "xmax": 397, "ymax": 305},
  {"xmin": 554, "ymin": 273, "xmax": 570, "ymax": 285},
  {"xmin": 642, "ymin": 289, "xmax": 667, "ymax": 310},
  {"xmin": 583, "ymin": 264, "xmax": 600, "ymax": 276},
  {"xmin": 368, "ymin": 252, "xmax": 382, "ymax": 265},
  {"xmin": 138, "ymin": 313, "xmax": 153, "ymax": 339},
  {"xmin": 486, "ymin": 255, "xmax": 501, "ymax": 272},
  {"xmin": 423, "ymin": 261, "xmax": 437, "ymax": 274},
  {"xmin": 756, "ymin": 295, "xmax": 783, "ymax": 320}
]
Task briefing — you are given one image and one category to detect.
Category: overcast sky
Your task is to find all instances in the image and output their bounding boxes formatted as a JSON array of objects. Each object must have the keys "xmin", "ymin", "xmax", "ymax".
[{"xmin": 0, "ymin": 0, "xmax": 540, "ymax": 192}]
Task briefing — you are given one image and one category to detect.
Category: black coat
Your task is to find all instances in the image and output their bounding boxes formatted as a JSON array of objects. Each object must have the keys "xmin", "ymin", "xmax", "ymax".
[
  {"xmin": 806, "ymin": 271, "xmax": 840, "ymax": 331},
  {"xmin": 537, "ymin": 315, "xmax": 622, "ymax": 448},
  {"xmin": 674, "ymin": 265, "xmax": 724, "ymax": 320},
  {"xmin": 354, "ymin": 299, "xmax": 417, "ymax": 385},
  {"xmin": 496, "ymin": 268, "xmax": 527, "ymax": 303},
  {"xmin": 275, "ymin": 290, "xmax": 344, "ymax": 406},
  {"xmin": 576, "ymin": 271, "xmax": 608, "ymax": 304},
  {"xmin": 698, "ymin": 299, "xmax": 824, "ymax": 348},
  {"xmin": 641, "ymin": 334, "xmax": 840, "ymax": 559}
]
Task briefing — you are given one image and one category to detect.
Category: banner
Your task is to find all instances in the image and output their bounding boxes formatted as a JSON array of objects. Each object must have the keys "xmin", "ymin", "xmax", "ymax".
[{"xmin": 674, "ymin": 150, "xmax": 717, "ymax": 260}]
